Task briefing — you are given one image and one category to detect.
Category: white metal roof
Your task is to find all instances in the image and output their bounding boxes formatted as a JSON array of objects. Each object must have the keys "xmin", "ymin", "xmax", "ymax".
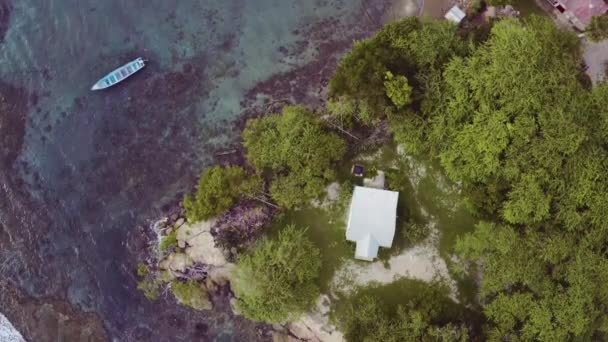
[
  {"xmin": 346, "ymin": 186, "xmax": 399, "ymax": 261},
  {"xmin": 445, "ymin": 5, "xmax": 466, "ymax": 24}
]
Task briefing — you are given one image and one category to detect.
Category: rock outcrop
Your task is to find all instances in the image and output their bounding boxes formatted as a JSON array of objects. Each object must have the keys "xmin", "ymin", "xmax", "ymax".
[
  {"xmin": 177, "ymin": 219, "xmax": 228, "ymax": 267},
  {"xmin": 287, "ymin": 295, "xmax": 344, "ymax": 342}
]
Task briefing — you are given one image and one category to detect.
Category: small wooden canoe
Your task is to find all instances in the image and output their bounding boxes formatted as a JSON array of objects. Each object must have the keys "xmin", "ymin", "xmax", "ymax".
[{"xmin": 91, "ymin": 57, "xmax": 146, "ymax": 90}]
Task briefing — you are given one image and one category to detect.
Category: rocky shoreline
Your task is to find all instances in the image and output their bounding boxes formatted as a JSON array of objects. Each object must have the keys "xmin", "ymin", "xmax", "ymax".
[{"xmin": 142, "ymin": 207, "xmax": 346, "ymax": 342}]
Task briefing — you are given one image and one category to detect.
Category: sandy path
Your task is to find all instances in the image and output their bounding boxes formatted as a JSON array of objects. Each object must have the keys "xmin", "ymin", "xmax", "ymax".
[
  {"xmin": 583, "ymin": 38, "xmax": 608, "ymax": 84},
  {"xmin": 331, "ymin": 226, "xmax": 459, "ymax": 300}
]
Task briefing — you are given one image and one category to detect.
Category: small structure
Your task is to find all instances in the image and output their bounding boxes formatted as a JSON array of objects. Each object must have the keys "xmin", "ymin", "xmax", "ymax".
[
  {"xmin": 351, "ymin": 164, "xmax": 364, "ymax": 177},
  {"xmin": 445, "ymin": 5, "xmax": 466, "ymax": 24},
  {"xmin": 346, "ymin": 186, "xmax": 399, "ymax": 261}
]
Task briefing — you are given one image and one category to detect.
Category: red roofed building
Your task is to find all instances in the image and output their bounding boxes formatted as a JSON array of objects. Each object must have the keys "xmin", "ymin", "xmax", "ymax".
[{"xmin": 547, "ymin": 0, "xmax": 608, "ymax": 30}]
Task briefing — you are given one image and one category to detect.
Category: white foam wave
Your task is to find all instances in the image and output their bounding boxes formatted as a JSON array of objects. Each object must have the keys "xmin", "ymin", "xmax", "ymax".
[{"xmin": 0, "ymin": 313, "xmax": 25, "ymax": 342}]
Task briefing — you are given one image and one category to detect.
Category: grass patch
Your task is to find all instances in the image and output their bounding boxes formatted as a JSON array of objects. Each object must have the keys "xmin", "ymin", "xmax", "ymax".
[{"xmin": 160, "ymin": 230, "xmax": 178, "ymax": 252}]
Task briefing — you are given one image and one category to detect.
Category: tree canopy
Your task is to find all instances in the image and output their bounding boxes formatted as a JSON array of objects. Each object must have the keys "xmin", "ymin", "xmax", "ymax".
[
  {"xmin": 337, "ymin": 281, "xmax": 469, "ymax": 342},
  {"xmin": 231, "ymin": 225, "xmax": 321, "ymax": 323},
  {"xmin": 332, "ymin": 15, "xmax": 608, "ymax": 340},
  {"xmin": 242, "ymin": 105, "xmax": 346, "ymax": 208},
  {"xmin": 328, "ymin": 17, "xmax": 467, "ymax": 127},
  {"xmin": 183, "ymin": 165, "xmax": 261, "ymax": 222},
  {"xmin": 428, "ymin": 17, "xmax": 608, "ymax": 340}
]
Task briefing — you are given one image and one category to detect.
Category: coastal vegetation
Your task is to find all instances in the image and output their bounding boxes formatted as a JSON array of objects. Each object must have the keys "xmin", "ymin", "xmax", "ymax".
[
  {"xmin": 159, "ymin": 229, "xmax": 178, "ymax": 251},
  {"xmin": 183, "ymin": 165, "xmax": 261, "ymax": 223},
  {"xmin": 136, "ymin": 262, "xmax": 161, "ymax": 301},
  {"xmin": 333, "ymin": 15, "xmax": 608, "ymax": 340},
  {"xmin": 231, "ymin": 225, "xmax": 321, "ymax": 323},
  {"xmin": 146, "ymin": 11, "xmax": 608, "ymax": 342},
  {"xmin": 243, "ymin": 105, "xmax": 346, "ymax": 208}
]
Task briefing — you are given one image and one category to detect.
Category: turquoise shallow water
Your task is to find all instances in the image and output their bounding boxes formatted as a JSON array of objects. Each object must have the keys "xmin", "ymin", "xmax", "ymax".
[{"xmin": 0, "ymin": 0, "xmax": 390, "ymax": 340}]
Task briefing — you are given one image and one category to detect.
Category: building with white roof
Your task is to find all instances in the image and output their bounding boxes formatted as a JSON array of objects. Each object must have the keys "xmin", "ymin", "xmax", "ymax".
[
  {"xmin": 346, "ymin": 186, "xmax": 399, "ymax": 261},
  {"xmin": 445, "ymin": 5, "xmax": 466, "ymax": 24}
]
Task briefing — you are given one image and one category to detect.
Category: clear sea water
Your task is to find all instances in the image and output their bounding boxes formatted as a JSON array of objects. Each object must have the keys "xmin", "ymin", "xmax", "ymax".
[{"xmin": 0, "ymin": 0, "xmax": 390, "ymax": 340}]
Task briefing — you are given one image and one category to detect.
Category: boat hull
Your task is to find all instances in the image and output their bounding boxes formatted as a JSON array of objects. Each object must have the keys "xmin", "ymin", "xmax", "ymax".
[{"xmin": 91, "ymin": 57, "xmax": 146, "ymax": 90}]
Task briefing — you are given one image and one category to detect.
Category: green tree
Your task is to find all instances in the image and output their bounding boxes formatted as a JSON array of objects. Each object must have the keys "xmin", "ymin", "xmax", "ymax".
[
  {"xmin": 502, "ymin": 172, "xmax": 551, "ymax": 225},
  {"xmin": 329, "ymin": 17, "xmax": 466, "ymax": 127},
  {"xmin": 456, "ymin": 223, "xmax": 603, "ymax": 340},
  {"xmin": 231, "ymin": 225, "xmax": 321, "ymax": 323},
  {"xmin": 587, "ymin": 14, "xmax": 608, "ymax": 42},
  {"xmin": 242, "ymin": 105, "xmax": 346, "ymax": 208},
  {"xmin": 384, "ymin": 71, "xmax": 412, "ymax": 108},
  {"xmin": 379, "ymin": 15, "xmax": 608, "ymax": 339},
  {"xmin": 430, "ymin": 17, "xmax": 584, "ymax": 208},
  {"xmin": 183, "ymin": 165, "xmax": 262, "ymax": 222}
]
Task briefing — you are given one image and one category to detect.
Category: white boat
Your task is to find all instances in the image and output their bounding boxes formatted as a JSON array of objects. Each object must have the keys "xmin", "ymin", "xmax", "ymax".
[{"xmin": 91, "ymin": 57, "xmax": 146, "ymax": 90}]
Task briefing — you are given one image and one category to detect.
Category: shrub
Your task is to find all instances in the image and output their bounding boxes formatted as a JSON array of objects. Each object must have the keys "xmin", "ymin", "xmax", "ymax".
[
  {"xmin": 402, "ymin": 219, "xmax": 430, "ymax": 245},
  {"xmin": 160, "ymin": 230, "xmax": 178, "ymax": 252},
  {"xmin": 231, "ymin": 225, "xmax": 322, "ymax": 323},
  {"xmin": 183, "ymin": 165, "xmax": 262, "ymax": 223},
  {"xmin": 171, "ymin": 280, "xmax": 211, "ymax": 310}
]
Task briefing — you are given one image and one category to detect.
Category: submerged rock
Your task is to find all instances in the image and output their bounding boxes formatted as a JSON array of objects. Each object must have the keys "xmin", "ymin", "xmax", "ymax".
[{"xmin": 171, "ymin": 281, "xmax": 212, "ymax": 311}]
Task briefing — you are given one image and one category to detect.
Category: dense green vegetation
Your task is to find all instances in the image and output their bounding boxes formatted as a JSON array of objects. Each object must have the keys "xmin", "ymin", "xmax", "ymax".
[
  {"xmin": 176, "ymin": 12, "xmax": 608, "ymax": 340},
  {"xmin": 329, "ymin": 17, "xmax": 467, "ymax": 129},
  {"xmin": 587, "ymin": 14, "xmax": 608, "ymax": 42},
  {"xmin": 326, "ymin": 15, "xmax": 608, "ymax": 340},
  {"xmin": 183, "ymin": 165, "xmax": 261, "ymax": 222},
  {"xmin": 335, "ymin": 280, "xmax": 469, "ymax": 342},
  {"xmin": 436, "ymin": 19, "xmax": 608, "ymax": 340},
  {"xmin": 231, "ymin": 225, "xmax": 322, "ymax": 323},
  {"xmin": 243, "ymin": 105, "xmax": 346, "ymax": 208}
]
